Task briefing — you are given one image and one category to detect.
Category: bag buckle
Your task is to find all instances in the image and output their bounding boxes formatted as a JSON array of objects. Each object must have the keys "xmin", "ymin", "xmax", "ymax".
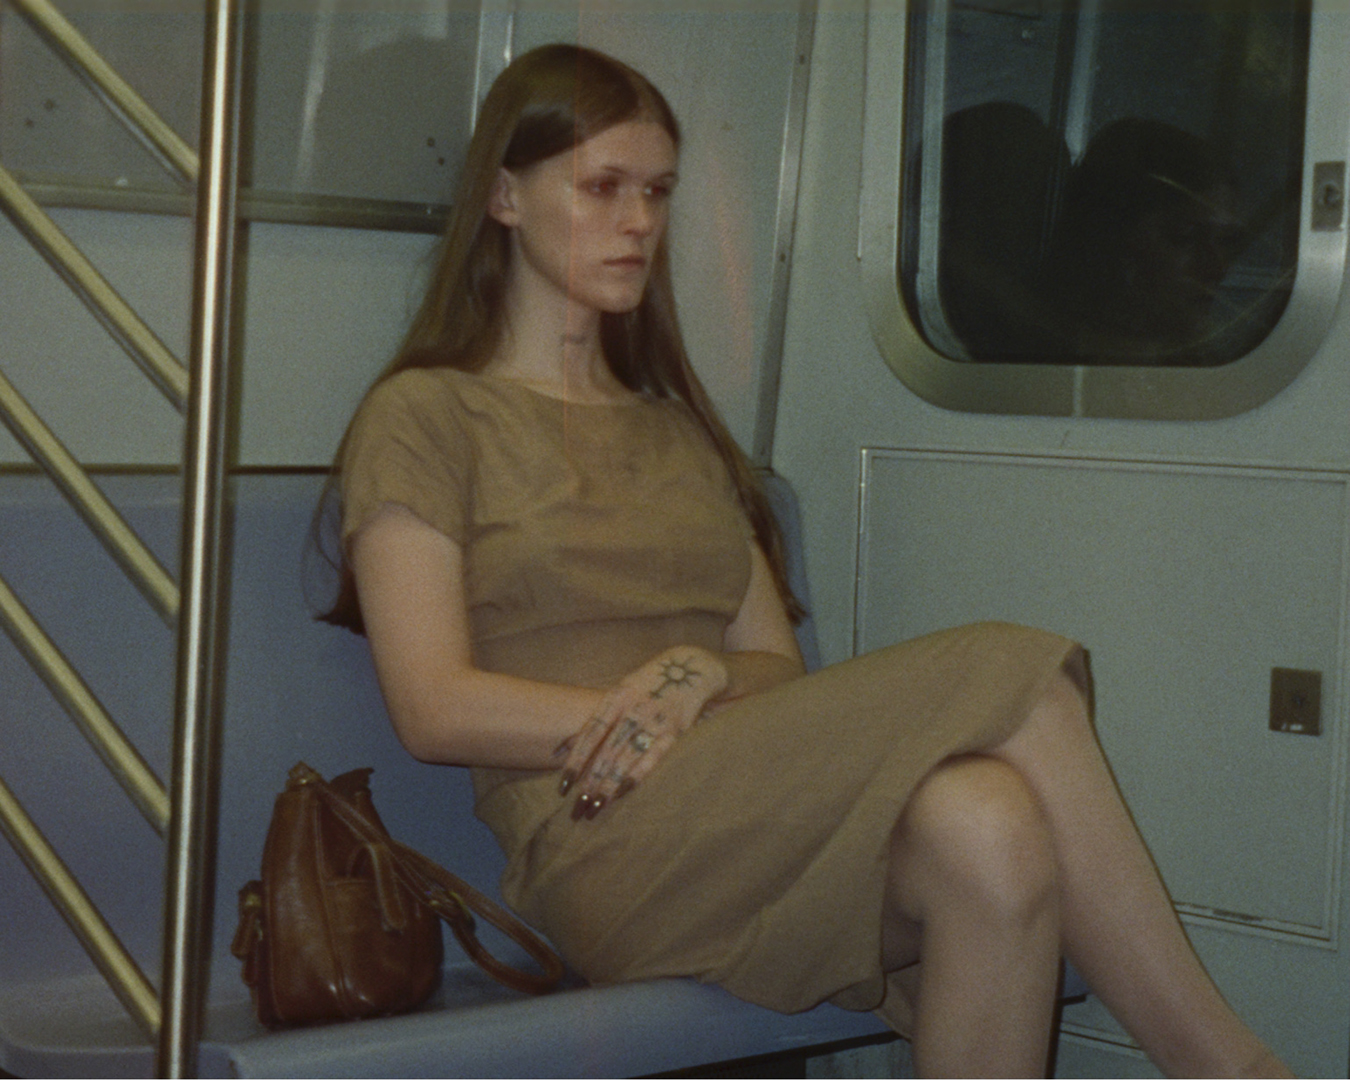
[{"xmin": 427, "ymin": 885, "xmax": 476, "ymax": 932}]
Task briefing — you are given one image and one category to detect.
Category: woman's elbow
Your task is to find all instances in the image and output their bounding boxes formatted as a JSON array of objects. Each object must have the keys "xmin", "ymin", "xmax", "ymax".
[
  {"xmin": 383, "ymin": 691, "xmax": 466, "ymax": 764},
  {"xmin": 387, "ymin": 712, "xmax": 445, "ymax": 763}
]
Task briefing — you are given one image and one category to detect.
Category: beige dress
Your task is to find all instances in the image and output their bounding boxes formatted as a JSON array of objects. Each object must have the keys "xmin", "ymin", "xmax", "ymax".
[{"xmin": 341, "ymin": 367, "xmax": 1081, "ymax": 1034}]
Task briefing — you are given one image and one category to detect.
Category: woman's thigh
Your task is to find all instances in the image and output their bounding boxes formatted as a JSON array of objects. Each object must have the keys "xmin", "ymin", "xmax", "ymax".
[{"xmin": 511, "ymin": 623, "xmax": 1080, "ymax": 1012}]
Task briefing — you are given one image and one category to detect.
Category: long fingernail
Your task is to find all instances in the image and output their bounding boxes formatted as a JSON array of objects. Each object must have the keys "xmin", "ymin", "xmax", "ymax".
[
  {"xmin": 571, "ymin": 794, "xmax": 590, "ymax": 821},
  {"xmin": 552, "ymin": 737, "xmax": 575, "ymax": 759},
  {"xmin": 558, "ymin": 771, "xmax": 576, "ymax": 796},
  {"xmin": 615, "ymin": 779, "xmax": 635, "ymax": 800},
  {"xmin": 584, "ymin": 795, "xmax": 606, "ymax": 820}
]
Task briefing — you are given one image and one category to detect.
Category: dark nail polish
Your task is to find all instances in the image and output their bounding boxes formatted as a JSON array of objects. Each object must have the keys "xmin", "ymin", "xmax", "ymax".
[
  {"xmin": 615, "ymin": 779, "xmax": 635, "ymax": 800},
  {"xmin": 584, "ymin": 795, "xmax": 606, "ymax": 819},
  {"xmin": 571, "ymin": 794, "xmax": 589, "ymax": 821},
  {"xmin": 558, "ymin": 771, "xmax": 575, "ymax": 796}
]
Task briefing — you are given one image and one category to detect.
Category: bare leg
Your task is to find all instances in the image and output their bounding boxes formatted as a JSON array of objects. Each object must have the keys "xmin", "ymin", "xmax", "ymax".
[
  {"xmin": 884, "ymin": 756, "xmax": 1062, "ymax": 1077},
  {"xmin": 987, "ymin": 671, "xmax": 1289, "ymax": 1078}
]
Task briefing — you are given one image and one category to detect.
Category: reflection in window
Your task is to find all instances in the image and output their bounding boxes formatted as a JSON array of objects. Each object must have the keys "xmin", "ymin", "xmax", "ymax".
[{"xmin": 900, "ymin": 0, "xmax": 1309, "ymax": 367}]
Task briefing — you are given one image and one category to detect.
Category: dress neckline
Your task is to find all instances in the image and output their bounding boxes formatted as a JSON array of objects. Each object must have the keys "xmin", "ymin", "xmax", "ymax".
[{"xmin": 473, "ymin": 371, "xmax": 650, "ymax": 409}]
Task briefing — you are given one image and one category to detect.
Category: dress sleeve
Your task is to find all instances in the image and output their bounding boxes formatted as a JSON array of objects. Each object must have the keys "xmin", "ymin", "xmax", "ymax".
[{"xmin": 339, "ymin": 371, "xmax": 472, "ymax": 549}]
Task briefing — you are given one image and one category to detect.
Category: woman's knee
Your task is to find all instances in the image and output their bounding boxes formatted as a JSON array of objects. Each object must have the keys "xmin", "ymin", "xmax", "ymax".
[
  {"xmin": 891, "ymin": 756, "xmax": 1058, "ymax": 923},
  {"xmin": 1034, "ymin": 668, "xmax": 1091, "ymax": 733}
]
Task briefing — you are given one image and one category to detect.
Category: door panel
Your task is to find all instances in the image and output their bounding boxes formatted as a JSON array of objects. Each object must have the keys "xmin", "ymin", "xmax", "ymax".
[{"xmin": 858, "ymin": 450, "xmax": 1347, "ymax": 939}]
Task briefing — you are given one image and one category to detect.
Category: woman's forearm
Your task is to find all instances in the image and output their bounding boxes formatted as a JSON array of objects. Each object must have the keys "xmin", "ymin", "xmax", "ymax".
[
  {"xmin": 384, "ymin": 666, "xmax": 606, "ymax": 770},
  {"xmin": 354, "ymin": 509, "xmax": 610, "ymax": 770},
  {"xmin": 387, "ymin": 649, "xmax": 800, "ymax": 770}
]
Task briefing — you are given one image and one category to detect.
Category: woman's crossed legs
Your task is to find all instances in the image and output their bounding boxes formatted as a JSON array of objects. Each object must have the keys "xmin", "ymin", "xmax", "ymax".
[{"xmin": 882, "ymin": 670, "xmax": 1290, "ymax": 1078}]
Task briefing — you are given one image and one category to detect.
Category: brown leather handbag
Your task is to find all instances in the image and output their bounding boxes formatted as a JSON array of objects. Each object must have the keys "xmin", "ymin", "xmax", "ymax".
[{"xmin": 231, "ymin": 762, "xmax": 565, "ymax": 1028}]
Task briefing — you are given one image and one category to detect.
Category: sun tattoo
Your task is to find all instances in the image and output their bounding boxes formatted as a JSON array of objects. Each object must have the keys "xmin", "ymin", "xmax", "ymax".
[{"xmin": 652, "ymin": 657, "xmax": 700, "ymax": 698}]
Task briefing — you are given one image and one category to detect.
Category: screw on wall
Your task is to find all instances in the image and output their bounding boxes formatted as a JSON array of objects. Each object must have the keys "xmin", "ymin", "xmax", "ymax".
[{"xmin": 1311, "ymin": 162, "xmax": 1345, "ymax": 231}]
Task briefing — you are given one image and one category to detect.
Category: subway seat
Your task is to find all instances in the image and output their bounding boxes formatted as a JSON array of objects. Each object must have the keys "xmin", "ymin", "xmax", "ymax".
[
  {"xmin": 0, "ymin": 471, "xmax": 888, "ymax": 1078},
  {"xmin": 0, "ymin": 471, "xmax": 1083, "ymax": 1078}
]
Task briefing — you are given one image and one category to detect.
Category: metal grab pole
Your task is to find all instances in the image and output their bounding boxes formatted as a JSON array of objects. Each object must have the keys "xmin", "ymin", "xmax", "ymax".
[{"xmin": 157, "ymin": 1, "xmax": 242, "ymax": 1076}]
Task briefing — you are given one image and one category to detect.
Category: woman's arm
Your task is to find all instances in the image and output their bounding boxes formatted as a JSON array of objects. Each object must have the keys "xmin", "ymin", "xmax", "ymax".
[
  {"xmin": 560, "ymin": 541, "xmax": 807, "ymax": 816},
  {"xmin": 351, "ymin": 503, "xmax": 606, "ymax": 768},
  {"xmin": 717, "ymin": 541, "xmax": 807, "ymax": 701},
  {"xmin": 357, "ymin": 505, "xmax": 805, "ymax": 807}
]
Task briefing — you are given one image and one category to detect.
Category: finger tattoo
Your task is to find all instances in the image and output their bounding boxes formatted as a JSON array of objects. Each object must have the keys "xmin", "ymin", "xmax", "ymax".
[
  {"xmin": 630, "ymin": 729, "xmax": 654, "ymax": 753},
  {"xmin": 611, "ymin": 717, "xmax": 638, "ymax": 748}
]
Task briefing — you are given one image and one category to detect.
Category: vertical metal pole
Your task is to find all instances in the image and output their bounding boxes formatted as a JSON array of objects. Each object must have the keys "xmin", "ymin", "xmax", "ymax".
[
  {"xmin": 157, "ymin": 1, "xmax": 242, "ymax": 1076},
  {"xmin": 750, "ymin": 0, "xmax": 816, "ymax": 468}
]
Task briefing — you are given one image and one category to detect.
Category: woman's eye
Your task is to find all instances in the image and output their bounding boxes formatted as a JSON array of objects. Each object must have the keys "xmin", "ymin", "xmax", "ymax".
[
  {"xmin": 584, "ymin": 178, "xmax": 619, "ymax": 196},
  {"xmin": 646, "ymin": 183, "xmax": 673, "ymax": 199}
]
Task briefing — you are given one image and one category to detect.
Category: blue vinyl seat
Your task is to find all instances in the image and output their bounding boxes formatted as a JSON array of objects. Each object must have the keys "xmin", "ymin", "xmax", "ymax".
[{"xmin": 0, "ymin": 472, "xmax": 891, "ymax": 1078}]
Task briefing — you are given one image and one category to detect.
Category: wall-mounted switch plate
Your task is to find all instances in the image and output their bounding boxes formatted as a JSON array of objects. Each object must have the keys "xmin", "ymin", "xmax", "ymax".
[{"xmin": 1270, "ymin": 668, "xmax": 1321, "ymax": 736}]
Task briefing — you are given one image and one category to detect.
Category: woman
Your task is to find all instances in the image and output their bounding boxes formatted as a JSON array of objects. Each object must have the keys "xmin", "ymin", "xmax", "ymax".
[{"xmin": 325, "ymin": 44, "xmax": 1288, "ymax": 1077}]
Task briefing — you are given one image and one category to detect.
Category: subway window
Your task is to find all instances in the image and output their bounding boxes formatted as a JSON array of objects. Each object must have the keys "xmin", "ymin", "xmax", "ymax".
[{"xmin": 861, "ymin": 0, "xmax": 1349, "ymax": 419}]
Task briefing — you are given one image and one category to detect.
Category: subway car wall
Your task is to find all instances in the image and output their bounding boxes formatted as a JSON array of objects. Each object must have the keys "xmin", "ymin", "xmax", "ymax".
[{"xmin": 2, "ymin": 3, "xmax": 1349, "ymax": 1078}]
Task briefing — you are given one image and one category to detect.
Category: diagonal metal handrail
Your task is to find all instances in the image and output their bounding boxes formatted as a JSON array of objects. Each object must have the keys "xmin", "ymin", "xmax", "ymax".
[
  {"xmin": 6, "ymin": 0, "xmax": 199, "ymax": 185},
  {"xmin": 0, "ymin": 775, "xmax": 161, "ymax": 1039},
  {"xmin": 0, "ymin": 572, "xmax": 171, "ymax": 833},
  {"xmin": 0, "ymin": 164, "xmax": 189, "ymax": 409},
  {"xmin": 0, "ymin": 2, "xmax": 241, "ymax": 1073},
  {"xmin": 0, "ymin": 370, "xmax": 179, "ymax": 623}
]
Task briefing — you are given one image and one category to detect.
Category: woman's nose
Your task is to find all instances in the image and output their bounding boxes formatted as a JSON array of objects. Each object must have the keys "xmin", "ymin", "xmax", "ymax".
[{"xmin": 620, "ymin": 192, "xmax": 660, "ymax": 236}]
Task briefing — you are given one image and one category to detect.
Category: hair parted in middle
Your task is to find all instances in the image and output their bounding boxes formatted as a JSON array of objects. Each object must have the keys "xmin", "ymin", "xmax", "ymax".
[
  {"xmin": 321, "ymin": 43, "xmax": 801, "ymax": 631},
  {"xmin": 396, "ymin": 43, "xmax": 681, "ymax": 382}
]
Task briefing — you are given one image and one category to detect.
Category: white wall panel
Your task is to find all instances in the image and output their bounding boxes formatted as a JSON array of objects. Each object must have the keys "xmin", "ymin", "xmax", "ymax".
[
  {"xmin": 234, "ymin": 222, "xmax": 436, "ymax": 466},
  {"xmin": 0, "ymin": 210, "xmax": 435, "ymax": 467},
  {"xmin": 857, "ymin": 450, "xmax": 1349, "ymax": 939},
  {"xmin": 2, "ymin": 3, "xmax": 804, "ymax": 468}
]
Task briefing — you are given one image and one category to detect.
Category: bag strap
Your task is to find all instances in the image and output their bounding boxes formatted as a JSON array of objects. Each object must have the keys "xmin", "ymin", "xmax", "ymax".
[
  {"xmin": 296, "ymin": 765, "xmax": 566, "ymax": 995},
  {"xmin": 388, "ymin": 839, "xmax": 567, "ymax": 994}
]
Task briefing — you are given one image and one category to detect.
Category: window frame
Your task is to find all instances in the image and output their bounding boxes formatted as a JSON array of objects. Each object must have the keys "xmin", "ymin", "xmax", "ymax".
[{"xmin": 859, "ymin": 0, "xmax": 1350, "ymax": 421}]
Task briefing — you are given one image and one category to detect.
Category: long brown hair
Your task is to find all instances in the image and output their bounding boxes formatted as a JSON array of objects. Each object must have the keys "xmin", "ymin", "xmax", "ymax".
[{"xmin": 318, "ymin": 43, "xmax": 800, "ymax": 631}]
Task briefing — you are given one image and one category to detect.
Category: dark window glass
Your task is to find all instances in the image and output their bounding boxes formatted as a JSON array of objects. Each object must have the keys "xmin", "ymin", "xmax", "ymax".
[{"xmin": 900, "ymin": 0, "xmax": 1310, "ymax": 367}]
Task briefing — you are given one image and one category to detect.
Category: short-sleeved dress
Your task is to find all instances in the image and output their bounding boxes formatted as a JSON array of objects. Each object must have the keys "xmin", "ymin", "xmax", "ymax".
[{"xmin": 341, "ymin": 367, "xmax": 1082, "ymax": 1034}]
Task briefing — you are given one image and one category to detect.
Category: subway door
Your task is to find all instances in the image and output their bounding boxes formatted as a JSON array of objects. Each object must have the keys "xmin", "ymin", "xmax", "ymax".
[{"xmin": 777, "ymin": 2, "xmax": 1350, "ymax": 1076}]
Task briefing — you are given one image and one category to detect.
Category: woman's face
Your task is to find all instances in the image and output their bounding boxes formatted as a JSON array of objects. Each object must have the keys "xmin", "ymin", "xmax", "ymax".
[{"xmin": 490, "ymin": 119, "xmax": 678, "ymax": 316}]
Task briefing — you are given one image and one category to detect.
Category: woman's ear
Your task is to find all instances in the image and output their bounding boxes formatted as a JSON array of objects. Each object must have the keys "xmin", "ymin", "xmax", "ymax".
[{"xmin": 486, "ymin": 168, "xmax": 520, "ymax": 227}]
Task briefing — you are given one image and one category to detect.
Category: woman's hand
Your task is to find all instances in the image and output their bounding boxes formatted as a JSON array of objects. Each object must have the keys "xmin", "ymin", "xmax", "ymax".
[{"xmin": 557, "ymin": 646, "xmax": 729, "ymax": 820}]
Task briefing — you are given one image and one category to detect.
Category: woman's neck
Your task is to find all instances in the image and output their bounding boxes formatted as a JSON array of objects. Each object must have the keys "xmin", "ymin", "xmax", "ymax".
[{"xmin": 486, "ymin": 282, "xmax": 631, "ymax": 404}]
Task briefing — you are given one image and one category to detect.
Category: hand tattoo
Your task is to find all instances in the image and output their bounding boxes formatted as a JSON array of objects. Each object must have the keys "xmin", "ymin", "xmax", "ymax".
[{"xmin": 652, "ymin": 656, "xmax": 700, "ymax": 698}]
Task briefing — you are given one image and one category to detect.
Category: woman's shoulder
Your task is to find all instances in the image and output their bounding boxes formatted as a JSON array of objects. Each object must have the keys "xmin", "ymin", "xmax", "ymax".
[
  {"xmin": 358, "ymin": 366, "xmax": 701, "ymax": 440},
  {"xmin": 650, "ymin": 394, "xmax": 724, "ymax": 454},
  {"xmin": 362, "ymin": 365, "xmax": 478, "ymax": 410},
  {"xmin": 356, "ymin": 366, "xmax": 521, "ymax": 433}
]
